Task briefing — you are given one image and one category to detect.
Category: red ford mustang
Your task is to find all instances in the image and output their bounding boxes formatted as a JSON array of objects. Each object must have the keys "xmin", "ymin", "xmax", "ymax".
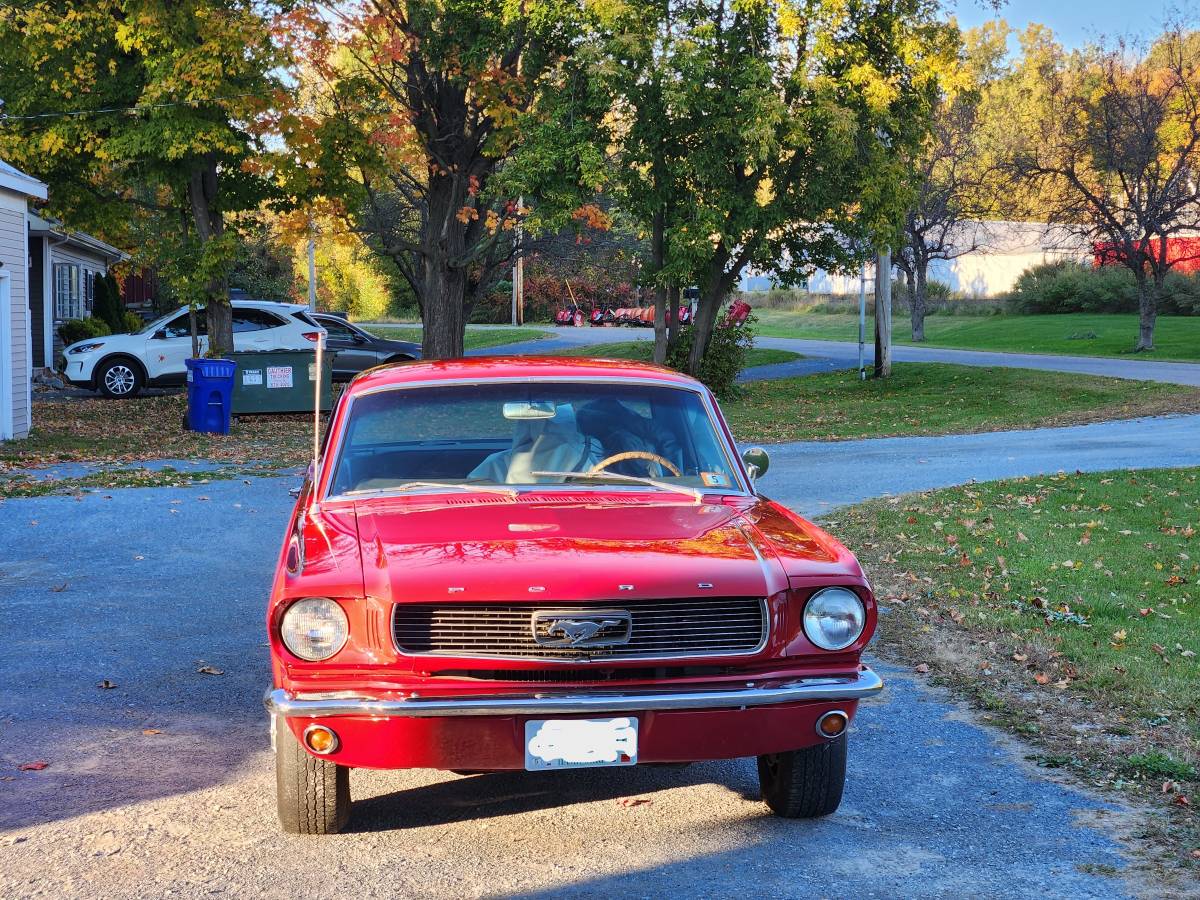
[{"xmin": 265, "ymin": 356, "xmax": 881, "ymax": 833}]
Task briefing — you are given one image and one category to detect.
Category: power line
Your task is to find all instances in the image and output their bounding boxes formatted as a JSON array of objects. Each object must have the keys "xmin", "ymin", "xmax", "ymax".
[{"xmin": 0, "ymin": 93, "xmax": 266, "ymax": 121}]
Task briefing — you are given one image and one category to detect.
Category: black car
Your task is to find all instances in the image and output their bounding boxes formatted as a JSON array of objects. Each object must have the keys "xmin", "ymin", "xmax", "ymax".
[{"xmin": 311, "ymin": 314, "xmax": 421, "ymax": 382}]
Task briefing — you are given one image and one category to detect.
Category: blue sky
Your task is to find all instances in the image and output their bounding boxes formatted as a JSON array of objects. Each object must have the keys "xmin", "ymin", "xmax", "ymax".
[{"xmin": 949, "ymin": 0, "xmax": 1177, "ymax": 48}]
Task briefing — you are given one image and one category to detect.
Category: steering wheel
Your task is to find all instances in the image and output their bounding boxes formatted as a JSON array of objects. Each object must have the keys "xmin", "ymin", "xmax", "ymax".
[{"xmin": 589, "ymin": 451, "xmax": 682, "ymax": 478}]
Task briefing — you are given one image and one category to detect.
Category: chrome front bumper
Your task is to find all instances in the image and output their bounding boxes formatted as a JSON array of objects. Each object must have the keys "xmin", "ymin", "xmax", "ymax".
[{"xmin": 265, "ymin": 667, "xmax": 883, "ymax": 719}]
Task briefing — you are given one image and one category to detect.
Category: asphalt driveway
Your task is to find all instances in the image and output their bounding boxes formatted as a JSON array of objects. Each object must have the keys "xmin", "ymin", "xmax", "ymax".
[{"xmin": 0, "ymin": 419, "xmax": 1155, "ymax": 897}]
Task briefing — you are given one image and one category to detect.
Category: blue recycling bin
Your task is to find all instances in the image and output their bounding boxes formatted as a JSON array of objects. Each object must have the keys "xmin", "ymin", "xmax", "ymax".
[{"xmin": 185, "ymin": 358, "xmax": 236, "ymax": 434}]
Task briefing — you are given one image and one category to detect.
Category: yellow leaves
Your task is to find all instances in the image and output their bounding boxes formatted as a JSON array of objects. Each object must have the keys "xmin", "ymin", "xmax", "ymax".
[{"xmin": 1110, "ymin": 629, "xmax": 1128, "ymax": 649}]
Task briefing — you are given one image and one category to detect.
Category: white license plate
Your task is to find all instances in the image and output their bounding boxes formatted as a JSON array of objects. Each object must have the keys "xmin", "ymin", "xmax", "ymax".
[{"xmin": 524, "ymin": 717, "xmax": 638, "ymax": 771}]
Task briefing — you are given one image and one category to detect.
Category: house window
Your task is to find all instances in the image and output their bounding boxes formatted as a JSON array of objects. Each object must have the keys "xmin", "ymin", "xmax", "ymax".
[{"xmin": 54, "ymin": 263, "xmax": 83, "ymax": 321}]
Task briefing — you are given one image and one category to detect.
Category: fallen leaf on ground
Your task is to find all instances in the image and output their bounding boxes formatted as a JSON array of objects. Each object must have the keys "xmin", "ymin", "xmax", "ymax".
[
  {"xmin": 97, "ymin": 680, "xmax": 117, "ymax": 690},
  {"xmin": 1174, "ymin": 795, "xmax": 1190, "ymax": 807},
  {"xmin": 197, "ymin": 666, "xmax": 224, "ymax": 676},
  {"xmin": 616, "ymin": 797, "xmax": 652, "ymax": 808},
  {"xmin": 1033, "ymin": 673, "xmax": 1051, "ymax": 685},
  {"xmin": 1139, "ymin": 608, "xmax": 1153, "ymax": 617},
  {"xmin": 18, "ymin": 761, "xmax": 48, "ymax": 771},
  {"xmin": 50, "ymin": 582, "xmax": 68, "ymax": 593},
  {"xmin": 142, "ymin": 729, "xmax": 163, "ymax": 736},
  {"xmin": 914, "ymin": 663, "xmax": 930, "ymax": 674},
  {"xmin": 1012, "ymin": 652, "xmax": 1028, "ymax": 663},
  {"xmin": 1163, "ymin": 780, "xmax": 1178, "ymax": 794}
]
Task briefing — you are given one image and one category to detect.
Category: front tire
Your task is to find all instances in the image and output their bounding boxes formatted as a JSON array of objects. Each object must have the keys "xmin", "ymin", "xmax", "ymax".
[
  {"xmin": 96, "ymin": 358, "xmax": 144, "ymax": 399},
  {"xmin": 757, "ymin": 734, "xmax": 847, "ymax": 818},
  {"xmin": 275, "ymin": 722, "xmax": 350, "ymax": 834}
]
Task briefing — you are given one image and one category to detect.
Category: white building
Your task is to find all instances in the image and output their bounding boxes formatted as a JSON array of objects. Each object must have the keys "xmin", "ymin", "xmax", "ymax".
[
  {"xmin": 741, "ymin": 221, "xmax": 1090, "ymax": 298},
  {"xmin": 0, "ymin": 159, "xmax": 48, "ymax": 441}
]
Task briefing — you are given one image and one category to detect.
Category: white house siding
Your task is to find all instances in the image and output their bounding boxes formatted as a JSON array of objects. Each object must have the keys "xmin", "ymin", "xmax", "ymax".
[
  {"xmin": 48, "ymin": 242, "xmax": 114, "ymax": 364},
  {"xmin": 741, "ymin": 221, "xmax": 1091, "ymax": 298},
  {"xmin": 0, "ymin": 188, "xmax": 31, "ymax": 438}
]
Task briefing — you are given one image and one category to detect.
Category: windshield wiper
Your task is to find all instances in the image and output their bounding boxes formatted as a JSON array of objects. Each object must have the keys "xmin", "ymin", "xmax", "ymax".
[
  {"xmin": 346, "ymin": 481, "xmax": 518, "ymax": 500},
  {"xmin": 532, "ymin": 470, "xmax": 701, "ymax": 505}
]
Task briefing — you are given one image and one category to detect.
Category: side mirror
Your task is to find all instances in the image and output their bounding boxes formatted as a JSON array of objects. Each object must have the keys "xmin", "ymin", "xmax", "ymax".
[
  {"xmin": 351, "ymin": 333, "xmax": 367, "ymax": 344},
  {"xmin": 152, "ymin": 329, "xmax": 167, "ymax": 340},
  {"xmin": 742, "ymin": 446, "xmax": 770, "ymax": 482}
]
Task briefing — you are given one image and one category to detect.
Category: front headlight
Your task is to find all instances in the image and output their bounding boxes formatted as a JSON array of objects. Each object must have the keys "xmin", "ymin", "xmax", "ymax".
[
  {"xmin": 69, "ymin": 342, "xmax": 106, "ymax": 354},
  {"xmin": 280, "ymin": 598, "xmax": 348, "ymax": 661},
  {"xmin": 803, "ymin": 587, "xmax": 866, "ymax": 651}
]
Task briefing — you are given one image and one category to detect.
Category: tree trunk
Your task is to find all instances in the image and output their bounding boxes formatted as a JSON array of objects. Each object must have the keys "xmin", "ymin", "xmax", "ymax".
[
  {"xmin": 1135, "ymin": 269, "xmax": 1157, "ymax": 351},
  {"xmin": 187, "ymin": 157, "xmax": 231, "ymax": 357},
  {"xmin": 421, "ymin": 263, "xmax": 467, "ymax": 358},
  {"xmin": 421, "ymin": 171, "xmax": 469, "ymax": 359},
  {"xmin": 650, "ymin": 210, "xmax": 668, "ymax": 364},
  {"xmin": 686, "ymin": 251, "xmax": 731, "ymax": 376},
  {"xmin": 910, "ymin": 263, "xmax": 927, "ymax": 342}
]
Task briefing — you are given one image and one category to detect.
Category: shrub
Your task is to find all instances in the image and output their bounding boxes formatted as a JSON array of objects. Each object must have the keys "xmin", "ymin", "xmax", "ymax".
[
  {"xmin": 1009, "ymin": 261, "xmax": 1200, "ymax": 315},
  {"xmin": 892, "ymin": 277, "xmax": 953, "ymax": 304},
  {"xmin": 91, "ymin": 273, "xmax": 125, "ymax": 333},
  {"xmin": 58, "ymin": 317, "xmax": 112, "ymax": 346},
  {"xmin": 665, "ymin": 312, "xmax": 756, "ymax": 399},
  {"xmin": 122, "ymin": 311, "xmax": 145, "ymax": 334}
]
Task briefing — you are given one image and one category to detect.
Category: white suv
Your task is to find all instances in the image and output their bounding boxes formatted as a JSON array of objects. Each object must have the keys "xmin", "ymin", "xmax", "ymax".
[{"xmin": 61, "ymin": 300, "xmax": 325, "ymax": 398}]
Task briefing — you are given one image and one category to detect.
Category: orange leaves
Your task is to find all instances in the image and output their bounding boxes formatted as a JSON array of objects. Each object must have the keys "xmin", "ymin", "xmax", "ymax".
[
  {"xmin": 455, "ymin": 206, "xmax": 480, "ymax": 224},
  {"xmin": 571, "ymin": 203, "xmax": 612, "ymax": 232}
]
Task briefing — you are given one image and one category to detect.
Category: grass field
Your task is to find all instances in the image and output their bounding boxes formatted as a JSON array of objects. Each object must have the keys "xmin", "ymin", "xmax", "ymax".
[
  {"xmin": 723, "ymin": 363, "xmax": 1200, "ymax": 442},
  {"xmin": 542, "ymin": 340, "xmax": 801, "ymax": 369},
  {"xmin": 830, "ymin": 469, "xmax": 1200, "ymax": 862},
  {"xmin": 754, "ymin": 310, "xmax": 1200, "ymax": 362},
  {"xmin": 367, "ymin": 326, "xmax": 549, "ymax": 349}
]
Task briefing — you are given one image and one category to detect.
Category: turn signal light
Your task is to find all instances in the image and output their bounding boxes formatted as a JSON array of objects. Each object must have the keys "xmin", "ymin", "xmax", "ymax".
[
  {"xmin": 303, "ymin": 724, "xmax": 339, "ymax": 755},
  {"xmin": 816, "ymin": 711, "xmax": 848, "ymax": 739}
]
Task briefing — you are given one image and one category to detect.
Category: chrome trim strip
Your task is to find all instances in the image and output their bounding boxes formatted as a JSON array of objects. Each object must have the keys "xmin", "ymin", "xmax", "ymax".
[
  {"xmin": 389, "ymin": 596, "xmax": 771, "ymax": 664},
  {"xmin": 319, "ymin": 376, "xmax": 752, "ymax": 501},
  {"xmin": 264, "ymin": 668, "xmax": 883, "ymax": 718}
]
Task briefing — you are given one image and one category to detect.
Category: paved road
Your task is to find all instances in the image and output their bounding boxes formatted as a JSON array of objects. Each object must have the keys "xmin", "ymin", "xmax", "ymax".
[
  {"xmin": 764, "ymin": 412, "xmax": 1200, "ymax": 517},
  {"xmin": 424, "ymin": 323, "xmax": 1200, "ymax": 386},
  {"xmin": 2, "ymin": 415, "xmax": 1162, "ymax": 896}
]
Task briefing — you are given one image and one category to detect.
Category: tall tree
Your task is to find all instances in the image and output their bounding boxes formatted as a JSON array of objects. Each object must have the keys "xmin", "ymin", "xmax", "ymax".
[
  {"xmin": 283, "ymin": 0, "xmax": 600, "ymax": 358},
  {"xmin": 897, "ymin": 22, "xmax": 1007, "ymax": 341},
  {"xmin": 591, "ymin": 0, "xmax": 954, "ymax": 376},
  {"xmin": 1003, "ymin": 25, "xmax": 1200, "ymax": 351},
  {"xmin": 0, "ymin": 0, "xmax": 288, "ymax": 356}
]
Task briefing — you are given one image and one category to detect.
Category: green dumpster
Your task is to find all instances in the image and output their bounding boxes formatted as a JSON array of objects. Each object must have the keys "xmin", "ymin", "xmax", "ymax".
[{"xmin": 228, "ymin": 350, "xmax": 335, "ymax": 415}]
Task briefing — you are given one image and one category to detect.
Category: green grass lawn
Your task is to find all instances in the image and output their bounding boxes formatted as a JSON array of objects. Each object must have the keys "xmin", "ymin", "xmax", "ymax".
[
  {"xmin": 367, "ymin": 326, "xmax": 550, "ymax": 350},
  {"xmin": 755, "ymin": 309, "xmax": 1200, "ymax": 362},
  {"xmin": 543, "ymin": 340, "xmax": 801, "ymax": 369},
  {"xmin": 831, "ymin": 469, "xmax": 1200, "ymax": 866},
  {"xmin": 722, "ymin": 363, "xmax": 1200, "ymax": 442}
]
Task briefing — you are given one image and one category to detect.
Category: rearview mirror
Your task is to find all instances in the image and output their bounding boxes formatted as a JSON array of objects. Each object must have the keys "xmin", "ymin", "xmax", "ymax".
[
  {"xmin": 503, "ymin": 401, "xmax": 558, "ymax": 420},
  {"xmin": 742, "ymin": 446, "xmax": 770, "ymax": 482}
]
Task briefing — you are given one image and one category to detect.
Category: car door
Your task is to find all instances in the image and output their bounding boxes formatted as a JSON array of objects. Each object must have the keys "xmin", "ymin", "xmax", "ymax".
[
  {"xmin": 147, "ymin": 309, "xmax": 206, "ymax": 382},
  {"xmin": 317, "ymin": 317, "xmax": 378, "ymax": 377}
]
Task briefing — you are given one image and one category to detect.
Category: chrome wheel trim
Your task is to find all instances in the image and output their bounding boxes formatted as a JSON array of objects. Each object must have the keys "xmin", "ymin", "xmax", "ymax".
[{"xmin": 103, "ymin": 364, "xmax": 136, "ymax": 395}]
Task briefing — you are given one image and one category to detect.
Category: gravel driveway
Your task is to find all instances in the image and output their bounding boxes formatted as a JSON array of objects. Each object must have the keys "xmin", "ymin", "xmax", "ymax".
[{"xmin": 0, "ymin": 428, "xmax": 1145, "ymax": 897}]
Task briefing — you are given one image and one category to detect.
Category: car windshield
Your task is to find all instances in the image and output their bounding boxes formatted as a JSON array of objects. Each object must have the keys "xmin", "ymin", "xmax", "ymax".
[{"xmin": 328, "ymin": 382, "xmax": 742, "ymax": 496}]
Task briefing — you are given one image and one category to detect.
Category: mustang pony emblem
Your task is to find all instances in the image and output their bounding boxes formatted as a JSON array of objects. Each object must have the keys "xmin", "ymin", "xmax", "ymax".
[{"xmin": 532, "ymin": 611, "xmax": 634, "ymax": 648}]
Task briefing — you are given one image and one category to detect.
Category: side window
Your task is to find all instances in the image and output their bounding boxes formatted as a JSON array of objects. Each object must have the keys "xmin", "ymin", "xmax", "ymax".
[
  {"xmin": 233, "ymin": 308, "xmax": 285, "ymax": 332},
  {"xmin": 162, "ymin": 309, "xmax": 207, "ymax": 339},
  {"xmin": 320, "ymin": 319, "xmax": 355, "ymax": 339}
]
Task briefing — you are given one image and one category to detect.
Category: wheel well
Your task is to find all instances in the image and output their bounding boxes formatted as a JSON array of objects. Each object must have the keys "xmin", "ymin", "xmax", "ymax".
[{"xmin": 94, "ymin": 353, "xmax": 147, "ymax": 387}]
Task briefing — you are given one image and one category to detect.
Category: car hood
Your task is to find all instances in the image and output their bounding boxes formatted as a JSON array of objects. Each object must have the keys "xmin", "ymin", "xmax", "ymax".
[{"xmin": 353, "ymin": 494, "xmax": 799, "ymax": 604}]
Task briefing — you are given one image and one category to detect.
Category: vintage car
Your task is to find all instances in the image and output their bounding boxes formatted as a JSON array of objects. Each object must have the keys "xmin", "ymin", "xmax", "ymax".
[{"xmin": 265, "ymin": 357, "xmax": 881, "ymax": 834}]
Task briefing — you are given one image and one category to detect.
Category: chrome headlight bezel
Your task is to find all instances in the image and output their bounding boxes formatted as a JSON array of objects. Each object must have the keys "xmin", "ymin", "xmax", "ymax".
[
  {"xmin": 280, "ymin": 597, "xmax": 349, "ymax": 662},
  {"xmin": 802, "ymin": 587, "xmax": 867, "ymax": 651}
]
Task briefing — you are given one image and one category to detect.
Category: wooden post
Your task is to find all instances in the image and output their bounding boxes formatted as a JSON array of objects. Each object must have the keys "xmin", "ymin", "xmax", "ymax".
[{"xmin": 874, "ymin": 250, "xmax": 892, "ymax": 378}]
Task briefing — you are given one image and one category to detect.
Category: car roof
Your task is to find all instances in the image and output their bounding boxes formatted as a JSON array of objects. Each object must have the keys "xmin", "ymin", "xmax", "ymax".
[
  {"xmin": 346, "ymin": 355, "xmax": 704, "ymax": 395},
  {"xmin": 234, "ymin": 299, "xmax": 309, "ymax": 311}
]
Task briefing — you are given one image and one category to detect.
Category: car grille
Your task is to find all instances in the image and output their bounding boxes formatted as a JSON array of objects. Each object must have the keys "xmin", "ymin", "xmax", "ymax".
[{"xmin": 392, "ymin": 597, "xmax": 768, "ymax": 661}]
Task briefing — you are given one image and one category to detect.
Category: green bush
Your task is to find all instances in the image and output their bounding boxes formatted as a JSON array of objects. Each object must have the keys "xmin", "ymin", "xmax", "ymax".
[
  {"xmin": 122, "ymin": 311, "xmax": 145, "ymax": 333},
  {"xmin": 58, "ymin": 317, "xmax": 112, "ymax": 346},
  {"xmin": 1010, "ymin": 261, "xmax": 1200, "ymax": 315},
  {"xmin": 892, "ymin": 276, "xmax": 953, "ymax": 304},
  {"xmin": 666, "ymin": 313, "xmax": 756, "ymax": 399}
]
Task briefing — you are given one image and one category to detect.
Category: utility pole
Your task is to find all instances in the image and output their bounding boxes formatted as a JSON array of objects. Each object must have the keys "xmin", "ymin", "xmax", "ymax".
[
  {"xmin": 874, "ymin": 249, "xmax": 892, "ymax": 378},
  {"xmin": 857, "ymin": 262, "xmax": 868, "ymax": 381},
  {"xmin": 511, "ymin": 198, "xmax": 524, "ymax": 326},
  {"xmin": 306, "ymin": 230, "xmax": 317, "ymax": 313}
]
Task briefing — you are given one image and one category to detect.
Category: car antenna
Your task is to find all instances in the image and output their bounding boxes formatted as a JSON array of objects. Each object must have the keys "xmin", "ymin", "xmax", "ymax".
[{"xmin": 310, "ymin": 329, "xmax": 324, "ymax": 514}]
